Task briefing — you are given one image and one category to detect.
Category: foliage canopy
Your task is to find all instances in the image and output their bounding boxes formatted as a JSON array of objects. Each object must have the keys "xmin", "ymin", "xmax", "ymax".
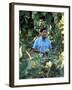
[{"xmin": 19, "ymin": 11, "xmax": 64, "ymax": 79}]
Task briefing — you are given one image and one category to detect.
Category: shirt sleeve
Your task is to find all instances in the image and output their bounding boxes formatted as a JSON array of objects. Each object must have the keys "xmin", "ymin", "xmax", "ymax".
[
  {"xmin": 32, "ymin": 39, "xmax": 38, "ymax": 49},
  {"xmin": 49, "ymin": 42, "xmax": 52, "ymax": 48},
  {"xmin": 48, "ymin": 39, "xmax": 52, "ymax": 49}
]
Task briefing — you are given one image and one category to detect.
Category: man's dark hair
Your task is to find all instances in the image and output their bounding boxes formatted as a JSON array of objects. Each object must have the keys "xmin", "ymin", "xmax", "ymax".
[{"xmin": 40, "ymin": 28, "xmax": 47, "ymax": 32}]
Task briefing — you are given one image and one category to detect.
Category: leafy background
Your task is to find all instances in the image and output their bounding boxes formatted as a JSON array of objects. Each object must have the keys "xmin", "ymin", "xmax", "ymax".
[{"xmin": 19, "ymin": 11, "xmax": 64, "ymax": 79}]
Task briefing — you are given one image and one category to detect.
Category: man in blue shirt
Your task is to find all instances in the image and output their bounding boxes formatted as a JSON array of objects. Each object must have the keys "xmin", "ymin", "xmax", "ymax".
[{"xmin": 32, "ymin": 28, "xmax": 52, "ymax": 54}]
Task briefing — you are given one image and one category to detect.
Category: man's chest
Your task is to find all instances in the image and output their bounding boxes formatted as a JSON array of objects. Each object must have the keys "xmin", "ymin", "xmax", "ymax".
[{"xmin": 37, "ymin": 40, "xmax": 49, "ymax": 48}]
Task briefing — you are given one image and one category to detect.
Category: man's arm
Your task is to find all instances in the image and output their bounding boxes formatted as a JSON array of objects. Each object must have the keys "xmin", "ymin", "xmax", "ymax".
[
  {"xmin": 49, "ymin": 40, "xmax": 52, "ymax": 49},
  {"xmin": 32, "ymin": 39, "xmax": 44, "ymax": 54},
  {"xmin": 32, "ymin": 48, "xmax": 40, "ymax": 53},
  {"xmin": 32, "ymin": 39, "xmax": 39, "ymax": 53}
]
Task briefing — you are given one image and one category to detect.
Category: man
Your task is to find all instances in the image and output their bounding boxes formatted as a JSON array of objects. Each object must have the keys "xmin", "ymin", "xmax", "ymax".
[{"xmin": 32, "ymin": 28, "xmax": 52, "ymax": 54}]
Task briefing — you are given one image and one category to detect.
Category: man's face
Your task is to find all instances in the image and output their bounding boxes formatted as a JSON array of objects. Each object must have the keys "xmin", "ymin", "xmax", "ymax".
[{"xmin": 41, "ymin": 30, "xmax": 47, "ymax": 38}]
